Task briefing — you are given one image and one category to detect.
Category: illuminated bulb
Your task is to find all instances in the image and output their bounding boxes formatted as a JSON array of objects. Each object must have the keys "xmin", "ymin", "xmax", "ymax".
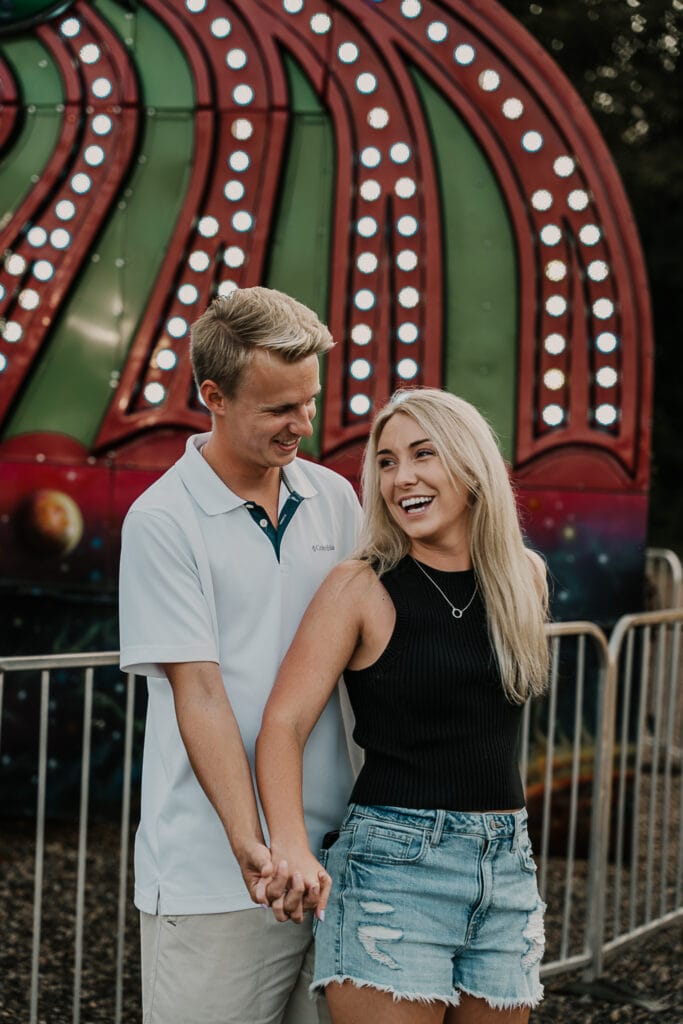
[
  {"xmin": 354, "ymin": 289, "xmax": 375, "ymax": 310},
  {"xmin": 156, "ymin": 349, "xmax": 177, "ymax": 370},
  {"xmin": 338, "ymin": 43, "xmax": 359, "ymax": 63},
  {"xmin": 595, "ymin": 404, "xmax": 618, "ymax": 426},
  {"xmin": 596, "ymin": 367, "xmax": 618, "ymax": 388},
  {"xmin": 544, "ymin": 369, "xmax": 565, "ymax": 390},
  {"xmin": 390, "ymin": 143, "xmax": 411, "ymax": 164},
  {"xmin": 542, "ymin": 404, "xmax": 564, "ymax": 427},
  {"xmin": 502, "ymin": 98, "xmax": 524, "ymax": 119},
  {"xmin": 540, "ymin": 225, "xmax": 562, "ymax": 246},
  {"xmin": 396, "ymin": 250, "xmax": 418, "ymax": 271},
  {"xmin": 360, "ymin": 180, "xmax": 381, "ymax": 201},
  {"xmin": 398, "ymin": 322, "xmax": 418, "ymax": 343},
  {"xmin": 189, "ymin": 250, "xmax": 210, "ymax": 272},
  {"xmin": 351, "ymin": 324, "xmax": 372, "ymax": 345},
  {"xmin": 357, "ymin": 217, "xmax": 378, "ymax": 237},
  {"xmin": 544, "ymin": 333, "xmax": 566, "ymax": 355},
  {"xmin": 350, "ymin": 359, "xmax": 372, "ymax": 380},
  {"xmin": 349, "ymin": 394, "xmax": 371, "ymax": 415},
  {"xmin": 144, "ymin": 382, "xmax": 166, "ymax": 404},
  {"xmin": 454, "ymin": 44, "xmax": 475, "ymax": 64},
  {"xmin": 397, "ymin": 358, "xmax": 419, "ymax": 379}
]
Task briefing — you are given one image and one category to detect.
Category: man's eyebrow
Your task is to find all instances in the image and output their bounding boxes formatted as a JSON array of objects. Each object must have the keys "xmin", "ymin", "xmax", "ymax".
[
  {"xmin": 376, "ymin": 437, "xmax": 431, "ymax": 456},
  {"xmin": 263, "ymin": 388, "xmax": 321, "ymax": 411}
]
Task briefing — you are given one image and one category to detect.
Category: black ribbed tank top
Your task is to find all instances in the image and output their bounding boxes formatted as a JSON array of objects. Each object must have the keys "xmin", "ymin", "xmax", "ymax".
[{"xmin": 344, "ymin": 556, "xmax": 525, "ymax": 811}]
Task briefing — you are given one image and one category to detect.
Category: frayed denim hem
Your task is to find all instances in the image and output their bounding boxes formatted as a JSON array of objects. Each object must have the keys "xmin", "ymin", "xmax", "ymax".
[
  {"xmin": 455, "ymin": 981, "xmax": 545, "ymax": 1010},
  {"xmin": 310, "ymin": 975, "xmax": 462, "ymax": 1006}
]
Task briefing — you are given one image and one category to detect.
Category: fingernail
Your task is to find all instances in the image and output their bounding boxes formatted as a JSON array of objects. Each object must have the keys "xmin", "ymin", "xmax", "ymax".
[
  {"xmin": 318, "ymin": 910, "xmax": 325, "ymax": 922},
  {"xmin": 260, "ymin": 903, "xmax": 269, "ymax": 909}
]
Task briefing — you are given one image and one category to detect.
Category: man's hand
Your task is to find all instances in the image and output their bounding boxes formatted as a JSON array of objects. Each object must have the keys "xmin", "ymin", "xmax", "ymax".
[{"xmin": 235, "ymin": 839, "xmax": 286, "ymax": 907}]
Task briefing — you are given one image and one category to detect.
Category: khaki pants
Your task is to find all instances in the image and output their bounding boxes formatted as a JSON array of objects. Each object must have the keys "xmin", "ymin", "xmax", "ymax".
[{"xmin": 140, "ymin": 908, "xmax": 331, "ymax": 1024}]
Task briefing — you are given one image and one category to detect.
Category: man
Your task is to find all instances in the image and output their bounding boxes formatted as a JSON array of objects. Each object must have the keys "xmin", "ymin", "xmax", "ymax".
[{"xmin": 119, "ymin": 287, "xmax": 361, "ymax": 1024}]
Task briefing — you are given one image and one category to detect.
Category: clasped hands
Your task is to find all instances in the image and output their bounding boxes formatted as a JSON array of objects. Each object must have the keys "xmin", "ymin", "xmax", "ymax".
[{"xmin": 239, "ymin": 839, "xmax": 331, "ymax": 924}]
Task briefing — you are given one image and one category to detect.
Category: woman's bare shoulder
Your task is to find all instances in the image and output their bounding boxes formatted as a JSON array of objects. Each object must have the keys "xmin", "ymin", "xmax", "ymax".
[{"xmin": 321, "ymin": 558, "xmax": 381, "ymax": 595}]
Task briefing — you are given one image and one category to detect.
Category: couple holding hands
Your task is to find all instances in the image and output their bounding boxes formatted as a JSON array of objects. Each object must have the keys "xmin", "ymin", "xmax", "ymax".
[{"xmin": 120, "ymin": 287, "xmax": 548, "ymax": 1024}]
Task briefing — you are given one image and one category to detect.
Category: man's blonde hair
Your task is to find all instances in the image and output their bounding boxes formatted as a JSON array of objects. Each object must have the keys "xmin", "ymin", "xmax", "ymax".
[
  {"xmin": 190, "ymin": 287, "xmax": 333, "ymax": 396},
  {"xmin": 358, "ymin": 388, "xmax": 549, "ymax": 703}
]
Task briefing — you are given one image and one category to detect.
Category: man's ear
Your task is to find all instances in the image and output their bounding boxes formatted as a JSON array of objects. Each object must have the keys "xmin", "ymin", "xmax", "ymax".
[{"xmin": 199, "ymin": 379, "xmax": 226, "ymax": 416}]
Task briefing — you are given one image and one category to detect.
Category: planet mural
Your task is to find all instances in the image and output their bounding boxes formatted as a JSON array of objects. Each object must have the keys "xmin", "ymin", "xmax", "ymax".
[{"xmin": 13, "ymin": 488, "xmax": 84, "ymax": 557}]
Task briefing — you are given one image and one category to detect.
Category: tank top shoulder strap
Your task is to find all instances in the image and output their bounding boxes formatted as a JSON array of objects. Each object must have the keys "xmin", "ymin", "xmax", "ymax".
[{"xmin": 376, "ymin": 557, "xmax": 417, "ymax": 623}]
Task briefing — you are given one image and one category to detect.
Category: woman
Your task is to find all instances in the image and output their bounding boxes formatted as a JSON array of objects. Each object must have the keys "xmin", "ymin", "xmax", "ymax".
[{"xmin": 256, "ymin": 388, "xmax": 549, "ymax": 1023}]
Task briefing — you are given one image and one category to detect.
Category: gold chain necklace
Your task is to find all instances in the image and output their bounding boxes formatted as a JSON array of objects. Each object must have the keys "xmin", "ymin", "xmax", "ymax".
[{"xmin": 411, "ymin": 558, "xmax": 478, "ymax": 619}]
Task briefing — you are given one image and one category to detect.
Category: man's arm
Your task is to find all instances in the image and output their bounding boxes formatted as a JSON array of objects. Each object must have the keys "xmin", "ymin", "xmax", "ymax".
[{"xmin": 164, "ymin": 660, "xmax": 288, "ymax": 905}]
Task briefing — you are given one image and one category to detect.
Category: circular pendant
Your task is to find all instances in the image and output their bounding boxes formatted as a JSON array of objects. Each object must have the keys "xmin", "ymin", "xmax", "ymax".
[{"xmin": 452, "ymin": 608, "xmax": 463, "ymax": 619}]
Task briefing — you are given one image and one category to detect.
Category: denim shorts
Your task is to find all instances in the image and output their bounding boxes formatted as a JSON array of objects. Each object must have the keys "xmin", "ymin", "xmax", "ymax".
[{"xmin": 312, "ymin": 804, "xmax": 545, "ymax": 1009}]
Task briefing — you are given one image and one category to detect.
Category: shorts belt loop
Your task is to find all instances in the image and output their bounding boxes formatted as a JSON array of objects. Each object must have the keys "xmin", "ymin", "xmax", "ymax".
[
  {"xmin": 512, "ymin": 811, "xmax": 523, "ymax": 852},
  {"xmin": 430, "ymin": 809, "xmax": 446, "ymax": 847}
]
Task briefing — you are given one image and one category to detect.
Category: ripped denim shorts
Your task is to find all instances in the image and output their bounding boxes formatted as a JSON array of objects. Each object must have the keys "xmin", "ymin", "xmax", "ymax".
[{"xmin": 312, "ymin": 803, "xmax": 545, "ymax": 1010}]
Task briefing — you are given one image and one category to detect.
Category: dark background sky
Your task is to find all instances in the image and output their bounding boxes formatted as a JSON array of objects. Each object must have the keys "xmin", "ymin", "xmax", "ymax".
[{"xmin": 502, "ymin": 0, "xmax": 683, "ymax": 553}]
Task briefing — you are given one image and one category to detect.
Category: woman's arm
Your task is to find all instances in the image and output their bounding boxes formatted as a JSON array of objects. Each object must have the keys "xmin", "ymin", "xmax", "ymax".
[{"xmin": 255, "ymin": 560, "xmax": 372, "ymax": 921}]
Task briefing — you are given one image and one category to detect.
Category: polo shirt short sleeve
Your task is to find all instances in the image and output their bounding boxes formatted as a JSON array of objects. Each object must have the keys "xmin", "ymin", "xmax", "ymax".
[{"xmin": 120, "ymin": 506, "xmax": 219, "ymax": 677}]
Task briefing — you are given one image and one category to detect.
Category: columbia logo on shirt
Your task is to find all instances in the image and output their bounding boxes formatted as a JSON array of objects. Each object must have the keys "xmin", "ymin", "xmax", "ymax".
[{"xmin": 312, "ymin": 543, "xmax": 336, "ymax": 552}]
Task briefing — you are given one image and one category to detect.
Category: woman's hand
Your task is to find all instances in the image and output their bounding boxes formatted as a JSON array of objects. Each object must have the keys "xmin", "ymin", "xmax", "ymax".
[{"xmin": 265, "ymin": 845, "xmax": 332, "ymax": 924}]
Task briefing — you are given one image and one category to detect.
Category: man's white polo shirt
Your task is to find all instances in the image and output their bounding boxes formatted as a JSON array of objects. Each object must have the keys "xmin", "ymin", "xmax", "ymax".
[{"xmin": 119, "ymin": 433, "xmax": 361, "ymax": 915}]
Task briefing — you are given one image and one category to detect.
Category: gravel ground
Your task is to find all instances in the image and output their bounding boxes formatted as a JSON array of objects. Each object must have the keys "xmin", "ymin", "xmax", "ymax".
[{"xmin": 1, "ymin": 819, "xmax": 681, "ymax": 1023}]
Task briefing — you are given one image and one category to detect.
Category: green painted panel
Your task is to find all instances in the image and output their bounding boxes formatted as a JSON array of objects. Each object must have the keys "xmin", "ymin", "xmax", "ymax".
[
  {"xmin": 410, "ymin": 68, "xmax": 517, "ymax": 460},
  {"xmin": 95, "ymin": 0, "xmax": 194, "ymax": 109},
  {"xmin": 5, "ymin": 112, "xmax": 195, "ymax": 444},
  {"xmin": 0, "ymin": 108, "xmax": 61, "ymax": 225},
  {"xmin": 0, "ymin": 36, "xmax": 63, "ymax": 105},
  {"xmin": 266, "ymin": 53, "xmax": 334, "ymax": 459},
  {"xmin": 0, "ymin": 39, "xmax": 62, "ymax": 222}
]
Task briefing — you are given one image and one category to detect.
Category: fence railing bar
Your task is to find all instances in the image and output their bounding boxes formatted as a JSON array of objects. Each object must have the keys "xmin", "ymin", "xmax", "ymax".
[
  {"xmin": 601, "ymin": 906, "xmax": 683, "ymax": 958},
  {"xmin": 115, "ymin": 672, "xmax": 136, "ymax": 1024},
  {"xmin": 73, "ymin": 667, "xmax": 94, "ymax": 1024},
  {"xmin": 30, "ymin": 669, "xmax": 50, "ymax": 1024},
  {"xmin": 541, "ymin": 950, "xmax": 593, "ymax": 980},
  {"xmin": 629, "ymin": 626, "xmax": 650, "ymax": 932},
  {"xmin": 660, "ymin": 622, "xmax": 680, "ymax": 917},
  {"xmin": 644, "ymin": 624, "xmax": 667, "ymax": 922},
  {"xmin": 560, "ymin": 633, "xmax": 585, "ymax": 960},
  {"xmin": 582, "ymin": 626, "xmax": 614, "ymax": 980},
  {"xmin": 539, "ymin": 635, "xmax": 561, "ymax": 900},
  {"xmin": 613, "ymin": 627, "xmax": 635, "ymax": 939},
  {"xmin": 0, "ymin": 652, "xmax": 120, "ymax": 672}
]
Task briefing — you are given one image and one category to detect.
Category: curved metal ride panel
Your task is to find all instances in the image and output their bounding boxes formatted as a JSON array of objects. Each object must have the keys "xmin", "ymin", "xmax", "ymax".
[{"xmin": 0, "ymin": 0, "xmax": 653, "ymax": 625}]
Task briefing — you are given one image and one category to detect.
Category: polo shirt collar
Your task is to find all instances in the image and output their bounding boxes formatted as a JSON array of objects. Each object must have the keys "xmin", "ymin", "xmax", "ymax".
[{"xmin": 176, "ymin": 433, "xmax": 318, "ymax": 515}]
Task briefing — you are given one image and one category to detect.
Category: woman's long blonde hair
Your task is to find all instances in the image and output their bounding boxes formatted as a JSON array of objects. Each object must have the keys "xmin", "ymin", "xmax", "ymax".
[{"xmin": 358, "ymin": 388, "xmax": 549, "ymax": 703}]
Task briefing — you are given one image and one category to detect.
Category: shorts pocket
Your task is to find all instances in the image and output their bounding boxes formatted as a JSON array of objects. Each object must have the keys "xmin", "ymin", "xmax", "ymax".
[
  {"xmin": 517, "ymin": 832, "xmax": 538, "ymax": 875},
  {"xmin": 355, "ymin": 822, "xmax": 428, "ymax": 865}
]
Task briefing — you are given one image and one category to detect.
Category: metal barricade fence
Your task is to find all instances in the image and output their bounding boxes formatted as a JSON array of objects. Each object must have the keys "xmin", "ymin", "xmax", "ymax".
[
  {"xmin": 0, "ymin": 653, "xmax": 137, "ymax": 1024},
  {"xmin": 0, "ymin": 615, "xmax": 681, "ymax": 1018},
  {"xmin": 522, "ymin": 622, "xmax": 612, "ymax": 981},
  {"xmin": 598, "ymin": 609, "xmax": 683, "ymax": 973}
]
